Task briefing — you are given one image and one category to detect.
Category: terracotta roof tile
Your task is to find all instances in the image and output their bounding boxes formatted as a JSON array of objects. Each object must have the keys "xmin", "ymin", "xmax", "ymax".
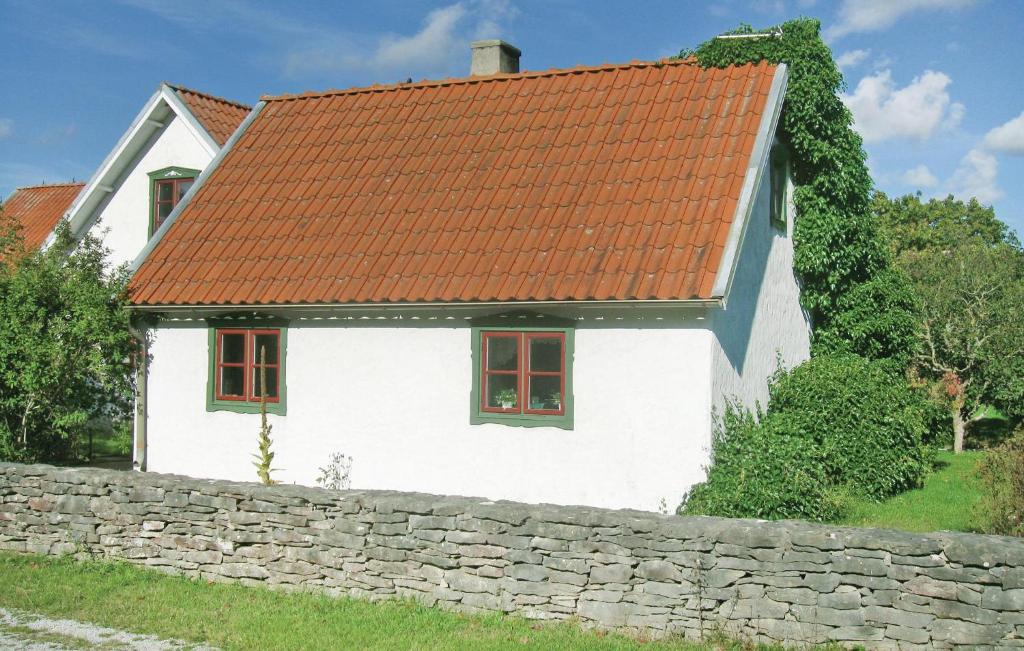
[
  {"xmin": 131, "ymin": 59, "xmax": 778, "ymax": 306},
  {"xmin": 169, "ymin": 85, "xmax": 251, "ymax": 146},
  {"xmin": 2, "ymin": 182, "xmax": 84, "ymax": 251}
]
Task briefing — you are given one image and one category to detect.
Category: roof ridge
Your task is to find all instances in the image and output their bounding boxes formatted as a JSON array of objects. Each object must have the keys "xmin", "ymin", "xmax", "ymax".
[
  {"xmin": 261, "ymin": 57, "xmax": 728, "ymax": 102},
  {"xmin": 166, "ymin": 83, "xmax": 252, "ymax": 110},
  {"xmin": 13, "ymin": 181, "xmax": 86, "ymax": 191}
]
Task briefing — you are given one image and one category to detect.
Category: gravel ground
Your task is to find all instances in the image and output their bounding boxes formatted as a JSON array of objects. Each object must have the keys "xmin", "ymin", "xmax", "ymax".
[{"xmin": 0, "ymin": 608, "xmax": 217, "ymax": 650}]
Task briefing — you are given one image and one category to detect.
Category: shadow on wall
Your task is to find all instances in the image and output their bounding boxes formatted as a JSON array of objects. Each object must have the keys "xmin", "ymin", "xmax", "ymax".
[{"xmin": 712, "ymin": 183, "xmax": 776, "ymax": 378}]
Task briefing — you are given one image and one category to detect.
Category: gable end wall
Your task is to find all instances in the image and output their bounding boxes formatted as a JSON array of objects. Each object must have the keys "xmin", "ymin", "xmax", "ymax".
[{"xmin": 710, "ymin": 151, "xmax": 811, "ymax": 416}]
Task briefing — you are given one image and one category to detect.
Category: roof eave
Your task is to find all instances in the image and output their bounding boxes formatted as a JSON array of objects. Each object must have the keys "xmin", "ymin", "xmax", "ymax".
[
  {"xmin": 708, "ymin": 63, "xmax": 789, "ymax": 305},
  {"xmin": 127, "ymin": 298, "xmax": 726, "ymax": 315}
]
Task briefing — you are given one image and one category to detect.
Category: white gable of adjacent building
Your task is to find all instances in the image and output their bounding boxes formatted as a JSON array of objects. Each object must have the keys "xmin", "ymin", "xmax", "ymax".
[{"xmin": 57, "ymin": 86, "xmax": 219, "ymax": 270}]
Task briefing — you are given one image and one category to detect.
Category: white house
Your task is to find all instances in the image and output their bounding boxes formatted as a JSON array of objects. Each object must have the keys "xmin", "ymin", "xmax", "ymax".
[
  {"xmin": 126, "ymin": 43, "xmax": 810, "ymax": 512},
  {"xmin": 56, "ymin": 84, "xmax": 250, "ymax": 269}
]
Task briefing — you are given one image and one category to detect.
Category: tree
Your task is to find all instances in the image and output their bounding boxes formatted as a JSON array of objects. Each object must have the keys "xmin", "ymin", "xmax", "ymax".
[
  {"xmin": 905, "ymin": 243, "xmax": 1024, "ymax": 452},
  {"xmin": 872, "ymin": 191, "xmax": 1024, "ymax": 451},
  {"xmin": 0, "ymin": 222, "xmax": 136, "ymax": 462},
  {"xmin": 874, "ymin": 191, "xmax": 1020, "ymax": 258}
]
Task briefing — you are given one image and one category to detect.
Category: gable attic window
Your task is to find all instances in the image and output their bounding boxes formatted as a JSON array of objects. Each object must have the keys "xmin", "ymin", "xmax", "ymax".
[
  {"xmin": 769, "ymin": 145, "xmax": 789, "ymax": 230},
  {"xmin": 470, "ymin": 313, "xmax": 574, "ymax": 429},
  {"xmin": 207, "ymin": 319, "xmax": 287, "ymax": 416},
  {"xmin": 148, "ymin": 166, "xmax": 199, "ymax": 236}
]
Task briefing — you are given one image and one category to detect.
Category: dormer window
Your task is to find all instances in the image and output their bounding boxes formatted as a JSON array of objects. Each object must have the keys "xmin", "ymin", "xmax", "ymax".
[
  {"xmin": 769, "ymin": 145, "xmax": 789, "ymax": 230},
  {"xmin": 148, "ymin": 167, "xmax": 199, "ymax": 236}
]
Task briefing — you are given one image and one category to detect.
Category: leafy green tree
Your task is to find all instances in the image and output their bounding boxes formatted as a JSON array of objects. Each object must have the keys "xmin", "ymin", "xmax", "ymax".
[
  {"xmin": 682, "ymin": 19, "xmax": 916, "ymax": 363},
  {"xmin": 874, "ymin": 191, "xmax": 1020, "ymax": 258},
  {"xmin": 872, "ymin": 192, "xmax": 1024, "ymax": 450},
  {"xmin": 0, "ymin": 222, "xmax": 135, "ymax": 462},
  {"xmin": 904, "ymin": 242, "xmax": 1024, "ymax": 452}
]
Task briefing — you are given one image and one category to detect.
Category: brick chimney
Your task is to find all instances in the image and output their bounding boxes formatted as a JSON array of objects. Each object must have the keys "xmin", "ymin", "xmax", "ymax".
[{"xmin": 470, "ymin": 40, "xmax": 521, "ymax": 76}]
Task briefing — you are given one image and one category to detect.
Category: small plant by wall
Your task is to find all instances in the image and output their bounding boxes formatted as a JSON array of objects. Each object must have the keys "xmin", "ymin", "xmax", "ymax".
[
  {"xmin": 252, "ymin": 346, "xmax": 276, "ymax": 485},
  {"xmin": 316, "ymin": 452, "xmax": 353, "ymax": 491}
]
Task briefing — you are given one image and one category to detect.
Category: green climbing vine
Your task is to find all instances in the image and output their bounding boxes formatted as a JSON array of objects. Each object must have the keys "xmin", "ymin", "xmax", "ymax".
[{"xmin": 681, "ymin": 19, "xmax": 917, "ymax": 364}]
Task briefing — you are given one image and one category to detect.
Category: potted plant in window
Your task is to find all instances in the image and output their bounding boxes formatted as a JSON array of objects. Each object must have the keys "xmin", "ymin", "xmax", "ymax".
[
  {"xmin": 495, "ymin": 388, "xmax": 517, "ymax": 409},
  {"xmin": 546, "ymin": 391, "xmax": 561, "ymax": 410}
]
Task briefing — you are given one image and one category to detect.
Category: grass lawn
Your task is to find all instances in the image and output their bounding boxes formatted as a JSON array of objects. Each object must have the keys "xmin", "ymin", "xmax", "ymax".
[
  {"xmin": 836, "ymin": 450, "xmax": 985, "ymax": 533},
  {"xmin": 0, "ymin": 552, "xmax": 795, "ymax": 651}
]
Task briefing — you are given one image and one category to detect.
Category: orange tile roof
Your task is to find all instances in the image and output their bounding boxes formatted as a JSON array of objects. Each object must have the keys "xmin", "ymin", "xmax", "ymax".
[
  {"xmin": 169, "ymin": 85, "xmax": 251, "ymax": 146},
  {"xmin": 2, "ymin": 182, "xmax": 84, "ymax": 251},
  {"xmin": 131, "ymin": 59, "xmax": 779, "ymax": 307}
]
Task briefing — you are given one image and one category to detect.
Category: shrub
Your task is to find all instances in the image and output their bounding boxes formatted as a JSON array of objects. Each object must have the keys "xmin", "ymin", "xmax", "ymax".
[
  {"xmin": 683, "ymin": 404, "xmax": 839, "ymax": 521},
  {"xmin": 681, "ymin": 355, "xmax": 932, "ymax": 520},
  {"xmin": 979, "ymin": 428, "xmax": 1024, "ymax": 536},
  {"xmin": 767, "ymin": 354, "xmax": 931, "ymax": 500},
  {"xmin": 0, "ymin": 224, "xmax": 134, "ymax": 463}
]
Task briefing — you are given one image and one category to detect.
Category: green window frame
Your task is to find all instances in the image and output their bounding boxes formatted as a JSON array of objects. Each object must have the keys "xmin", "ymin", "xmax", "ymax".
[
  {"xmin": 206, "ymin": 317, "xmax": 287, "ymax": 415},
  {"xmin": 470, "ymin": 313, "xmax": 574, "ymax": 430},
  {"xmin": 148, "ymin": 166, "xmax": 199, "ymax": 237},
  {"xmin": 769, "ymin": 145, "xmax": 789, "ymax": 231}
]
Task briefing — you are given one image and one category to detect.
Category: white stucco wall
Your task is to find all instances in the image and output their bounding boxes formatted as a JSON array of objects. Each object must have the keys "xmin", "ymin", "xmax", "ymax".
[
  {"xmin": 85, "ymin": 114, "xmax": 212, "ymax": 269},
  {"xmin": 144, "ymin": 319, "xmax": 715, "ymax": 512},
  {"xmin": 710, "ymin": 159, "xmax": 811, "ymax": 416}
]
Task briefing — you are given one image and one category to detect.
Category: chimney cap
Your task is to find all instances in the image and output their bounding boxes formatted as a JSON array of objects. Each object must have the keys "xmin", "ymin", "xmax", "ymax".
[{"xmin": 470, "ymin": 39, "xmax": 521, "ymax": 56}]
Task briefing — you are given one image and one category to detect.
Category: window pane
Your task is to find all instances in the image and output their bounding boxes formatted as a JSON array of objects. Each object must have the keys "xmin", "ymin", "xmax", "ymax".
[
  {"xmin": 529, "ymin": 337, "xmax": 562, "ymax": 372},
  {"xmin": 485, "ymin": 374, "xmax": 518, "ymax": 409},
  {"xmin": 220, "ymin": 366, "xmax": 245, "ymax": 397},
  {"xmin": 253, "ymin": 367, "xmax": 279, "ymax": 399},
  {"xmin": 156, "ymin": 202, "xmax": 173, "ymax": 224},
  {"xmin": 529, "ymin": 375, "xmax": 562, "ymax": 410},
  {"xmin": 220, "ymin": 333, "xmax": 245, "ymax": 363},
  {"xmin": 486, "ymin": 336, "xmax": 518, "ymax": 371},
  {"xmin": 253, "ymin": 333, "xmax": 278, "ymax": 365},
  {"xmin": 176, "ymin": 179, "xmax": 194, "ymax": 202},
  {"xmin": 157, "ymin": 181, "xmax": 174, "ymax": 201}
]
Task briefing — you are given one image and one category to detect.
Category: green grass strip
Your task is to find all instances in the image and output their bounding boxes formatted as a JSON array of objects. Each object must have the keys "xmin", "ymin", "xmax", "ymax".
[
  {"xmin": 0, "ymin": 552, "xmax": 809, "ymax": 651},
  {"xmin": 837, "ymin": 450, "xmax": 985, "ymax": 533}
]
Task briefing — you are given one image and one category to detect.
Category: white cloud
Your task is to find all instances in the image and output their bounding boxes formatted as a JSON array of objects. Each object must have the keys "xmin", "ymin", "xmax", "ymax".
[
  {"xmin": 0, "ymin": 119, "xmax": 11, "ymax": 139},
  {"xmin": 825, "ymin": 0, "xmax": 980, "ymax": 40},
  {"xmin": 123, "ymin": 0, "xmax": 517, "ymax": 80},
  {"xmin": 983, "ymin": 111, "xmax": 1024, "ymax": 155},
  {"xmin": 902, "ymin": 165, "xmax": 938, "ymax": 188},
  {"xmin": 835, "ymin": 49, "xmax": 869, "ymax": 69},
  {"xmin": 285, "ymin": 3, "xmax": 470, "ymax": 77},
  {"xmin": 841, "ymin": 69, "xmax": 963, "ymax": 143},
  {"xmin": 948, "ymin": 148, "xmax": 1002, "ymax": 204}
]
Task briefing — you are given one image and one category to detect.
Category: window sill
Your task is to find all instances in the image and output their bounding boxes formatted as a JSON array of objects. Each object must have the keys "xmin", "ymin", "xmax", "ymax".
[
  {"xmin": 471, "ymin": 411, "xmax": 572, "ymax": 430},
  {"xmin": 207, "ymin": 400, "xmax": 287, "ymax": 416}
]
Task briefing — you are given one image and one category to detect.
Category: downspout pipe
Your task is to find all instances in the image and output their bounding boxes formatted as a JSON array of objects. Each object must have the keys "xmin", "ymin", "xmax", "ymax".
[{"xmin": 128, "ymin": 318, "xmax": 149, "ymax": 471}]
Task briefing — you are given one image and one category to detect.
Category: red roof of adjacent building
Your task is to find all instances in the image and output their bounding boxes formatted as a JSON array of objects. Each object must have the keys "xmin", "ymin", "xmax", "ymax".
[
  {"xmin": 130, "ymin": 59, "xmax": 780, "ymax": 307},
  {"xmin": 2, "ymin": 182, "xmax": 84, "ymax": 251},
  {"xmin": 169, "ymin": 85, "xmax": 251, "ymax": 146}
]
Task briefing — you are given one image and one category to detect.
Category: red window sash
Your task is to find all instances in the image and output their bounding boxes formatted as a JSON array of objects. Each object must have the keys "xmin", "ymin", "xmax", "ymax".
[
  {"xmin": 215, "ymin": 329, "xmax": 248, "ymax": 402},
  {"xmin": 249, "ymin": 329, "xmax": 281, "ymax": 403},
  {"xmin": 481, "ymin": 332, "xmax": 520, "ymax": 414},
  {"xmin": 152, "ymin": 178, "xmax": 192, "ymax": 232},
  {"xmin": 214, "ymin": 328, "xmax": 281, "ymax": 404},
  {"xmin": 523, "ymin": 332, "xmax": 565, "ymax": 416},
  {"xmin": 480, "ymin": 331, "xmax": 565, "ymax": 417}
]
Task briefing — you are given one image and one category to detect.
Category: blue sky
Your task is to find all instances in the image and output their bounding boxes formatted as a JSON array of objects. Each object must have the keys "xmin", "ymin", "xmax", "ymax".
[{"xmin": 1, "ymin": 0, "xmax": 1022, "ymax": 236}]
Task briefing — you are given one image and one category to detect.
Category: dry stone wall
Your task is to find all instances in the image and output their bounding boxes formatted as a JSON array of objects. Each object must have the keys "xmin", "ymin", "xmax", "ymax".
[{"xmin": 1, "ymin": 463, "xmax": 1023, "ymax": 648}]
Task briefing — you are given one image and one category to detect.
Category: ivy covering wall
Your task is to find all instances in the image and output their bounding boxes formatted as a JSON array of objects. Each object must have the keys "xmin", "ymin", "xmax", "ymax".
[{"xmin": 682, "ymin": 19, "xmax": 917, "ymax": 363}]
